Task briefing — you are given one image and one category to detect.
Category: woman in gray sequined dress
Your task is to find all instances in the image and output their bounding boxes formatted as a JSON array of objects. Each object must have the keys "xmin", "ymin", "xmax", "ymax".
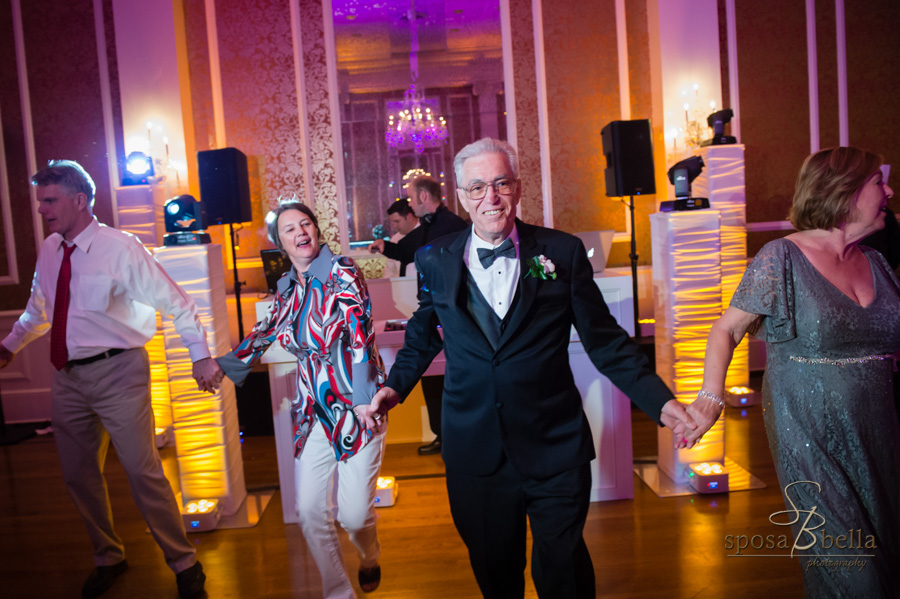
[{"xmin": 687, "ymin": 147, "xmax": 900, "ymax": 597}]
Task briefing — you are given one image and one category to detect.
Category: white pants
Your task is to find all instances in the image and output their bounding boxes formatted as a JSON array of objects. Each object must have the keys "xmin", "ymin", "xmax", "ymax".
[{"xmin": 295, "ymin": 422, "xmax": 385, "ymax": 599}]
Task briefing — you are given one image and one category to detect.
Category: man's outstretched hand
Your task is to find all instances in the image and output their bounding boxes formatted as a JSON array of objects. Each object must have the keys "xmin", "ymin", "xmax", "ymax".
[{"xmin": 357, "ymin": 386, "xmax": 401, "ymax": 434}]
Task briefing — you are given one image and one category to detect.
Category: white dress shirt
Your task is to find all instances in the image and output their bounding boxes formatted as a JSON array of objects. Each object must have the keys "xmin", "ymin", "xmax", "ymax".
[
  {"xmin": 464, "ymin": 226, "xmax": 520, "ymax": 319},
  {"xmin": 3, "ymin": 218, "xmax": 210, "ymax": 362}
]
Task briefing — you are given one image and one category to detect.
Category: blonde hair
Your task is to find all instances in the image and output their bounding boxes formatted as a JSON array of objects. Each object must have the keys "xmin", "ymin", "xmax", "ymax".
[{"xmin": 790, "ymin": 146, "xmax": 883, "ymax": 230}]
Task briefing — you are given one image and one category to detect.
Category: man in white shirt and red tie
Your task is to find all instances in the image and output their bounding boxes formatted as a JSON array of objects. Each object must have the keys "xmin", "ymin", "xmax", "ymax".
[{"xmin": 0, "ymin": 160, "xmax": 220, "ymax": 598}]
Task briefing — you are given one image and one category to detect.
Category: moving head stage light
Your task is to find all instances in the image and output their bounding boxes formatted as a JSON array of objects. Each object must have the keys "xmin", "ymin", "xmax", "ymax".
[
  {"xmin": 164, "ymin": 194, "xmax": 211, "ymax": 246},
  {"xmin": 700, "ymin": 108, "xmax": 736, "ymax": 146},
  {"xmin": 122, "ymin": 151, "xmax": 154, "ymax": 185},
  {"xmin": 661, "ymin": 156, "xmax": 709, "ymax": 212}
]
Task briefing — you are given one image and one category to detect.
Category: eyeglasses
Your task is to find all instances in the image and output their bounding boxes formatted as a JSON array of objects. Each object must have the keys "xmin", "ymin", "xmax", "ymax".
[{"xmin": 461, "ymin": 178, "xmax": 518, "ymax": 200}]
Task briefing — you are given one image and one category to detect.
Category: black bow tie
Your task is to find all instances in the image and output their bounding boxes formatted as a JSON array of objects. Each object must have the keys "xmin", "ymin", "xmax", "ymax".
[
  {"xmin": 477, "ymin": 238, "xmax": 516, "ymax": 268},
  {"xmin": 421, "ymin": 212, "xmax": 436, "ymax": 225}
]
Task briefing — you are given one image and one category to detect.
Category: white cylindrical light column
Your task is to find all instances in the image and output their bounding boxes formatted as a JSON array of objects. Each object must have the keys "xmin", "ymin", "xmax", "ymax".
[
  {"xmin": 651, "ymin": 210, "xmax": 725, "ymax": 484},
  {"xmin": 155, "ymin": 244, "xmax": 247, "ymax": 516}
]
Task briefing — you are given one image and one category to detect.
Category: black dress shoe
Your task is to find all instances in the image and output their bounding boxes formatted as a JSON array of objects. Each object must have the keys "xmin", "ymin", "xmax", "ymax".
[
  {"xmin": 176, "ymin": 561, "xmax": 206, "ymax": 599},
  {"xmin": 417, "ymin": 438, "xmax": 442, "ymax": 455},
  {"xmin": 358, "ymin": 565, "xmax": 381, "ymax": 592},
  {"xmin": 81, "ymin": 560, "xmax": 128, "ymax": 598}
]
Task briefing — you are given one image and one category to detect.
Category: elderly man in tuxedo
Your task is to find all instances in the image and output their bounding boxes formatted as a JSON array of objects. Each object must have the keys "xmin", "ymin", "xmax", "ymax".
[{"xmin": 361, "ymin": 138, "xmax": 702, "ymax": 597}]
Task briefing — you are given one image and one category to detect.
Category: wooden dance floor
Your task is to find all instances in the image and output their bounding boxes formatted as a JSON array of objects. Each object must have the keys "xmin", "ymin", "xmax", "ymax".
[{"xmin": 0, "ymin": 404, "xmax": 804, "ymax": 598}]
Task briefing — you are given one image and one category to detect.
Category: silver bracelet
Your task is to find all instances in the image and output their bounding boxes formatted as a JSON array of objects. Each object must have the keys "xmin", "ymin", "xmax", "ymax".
[{"xmin": 697, "ymin": 390, "xmax": 724, "ymax": 408}]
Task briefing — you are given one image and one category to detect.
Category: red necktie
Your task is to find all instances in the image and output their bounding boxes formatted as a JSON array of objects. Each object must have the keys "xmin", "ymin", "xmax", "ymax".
[{"xmin": 50, "ymin": 244, "xmax": 77, "ymax": 370}]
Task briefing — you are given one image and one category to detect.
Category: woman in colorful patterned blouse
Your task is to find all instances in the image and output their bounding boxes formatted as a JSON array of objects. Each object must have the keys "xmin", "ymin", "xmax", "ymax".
[{"xmin": 216, "ymin": 201, "xmax": 386, "ymax": 597}]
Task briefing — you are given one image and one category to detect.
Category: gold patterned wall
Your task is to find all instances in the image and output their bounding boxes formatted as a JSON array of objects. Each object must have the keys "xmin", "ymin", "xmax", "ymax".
[
  {"xmin": 542, "ymin": 0, "xmax": 657, "ymax": 267},
  {"xmin": 298, "ymin": 0, "xmax": 342, "ymax": 257},
  {"xmin": 181, "ymin": 0, "xmax": 337, "ymax": 292},
  {"xmin": 0, "ymin": 0, "xmax": 123, "ymax": 310},
  {"xmin": 508, "ymin": 0, "xmax": 543, "ymax": 226}
]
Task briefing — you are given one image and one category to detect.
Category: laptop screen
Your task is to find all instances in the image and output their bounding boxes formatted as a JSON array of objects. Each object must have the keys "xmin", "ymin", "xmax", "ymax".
[
  {"xmin": 573, "ymin": 231, "xmax": 615, "ymax": 273},
  {"xmin": 260, "ymin": 249, "xmax": 292, "ymax": 294}
]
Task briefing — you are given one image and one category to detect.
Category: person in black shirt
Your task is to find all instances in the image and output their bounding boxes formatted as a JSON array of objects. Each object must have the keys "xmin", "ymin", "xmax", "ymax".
[{"xmin": 369, "ymin": 176, "xmax": 467, "ymax": 276}]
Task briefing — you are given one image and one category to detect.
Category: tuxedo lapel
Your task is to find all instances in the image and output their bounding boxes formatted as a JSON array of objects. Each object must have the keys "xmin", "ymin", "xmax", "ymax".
[
  {"xmin": 440, "ymin": 230, "xmax": 493, "ymax": 346},
  {"xmin": 497, "ymin": 221, "xmax": 542, "ymax": 349},
  {"xmin": 442, "ymin": 230, "xmax": 469, "ymax": 312}
]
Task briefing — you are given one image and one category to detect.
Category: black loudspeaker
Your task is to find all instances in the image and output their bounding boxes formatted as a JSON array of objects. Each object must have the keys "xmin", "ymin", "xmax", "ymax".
[
  {"xmin": 601, "ymin": 119, "xmax": 656, "ymax": 197},
  {"xmin": 197, "ymin": 148, "xmax": 252, "ymax": 225}
]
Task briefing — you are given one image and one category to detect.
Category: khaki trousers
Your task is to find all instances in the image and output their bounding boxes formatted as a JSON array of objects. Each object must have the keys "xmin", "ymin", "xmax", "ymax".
[{"xmin": 51, "ymin": 347, "xmax": 196, "ymax": 573}]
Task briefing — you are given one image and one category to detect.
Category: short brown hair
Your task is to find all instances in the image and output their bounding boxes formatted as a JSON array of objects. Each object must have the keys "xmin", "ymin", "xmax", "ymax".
[
  {"xmin": 386, "ymin": 198, "xmax": 414, "ymax": 217},
  {"xmin": 266, "ymin": 201, "xmax": 319, "ymax": 255},
  {"xmin": 790, "ymin": 146, "xmax": 883, "ymax": 230},
  {"xmin": 409, "ymin": 175, "xmax": 442, "ymax": 201}
]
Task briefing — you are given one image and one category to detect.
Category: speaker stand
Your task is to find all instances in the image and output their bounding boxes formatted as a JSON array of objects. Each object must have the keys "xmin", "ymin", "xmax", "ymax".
[
  {"xmin": 229, "ymin": 224, "xmax": 245, "ymax": 341},
  {"xmin": 625, "ymin": 195, "xmax": 640, "ymax": 338}
]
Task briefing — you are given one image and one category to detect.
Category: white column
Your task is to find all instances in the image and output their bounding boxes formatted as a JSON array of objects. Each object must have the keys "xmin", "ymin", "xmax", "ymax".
[
  {"xmin": 650, "ymin": 210, "xmax": 725, "ymax": 483},
  {"xmin": 155, "ymin": 244, "xmax": 247, "ymax": 516},
  {"xmin": 693, "ymin": 145, "xmax": 749, "ymax": 389}
]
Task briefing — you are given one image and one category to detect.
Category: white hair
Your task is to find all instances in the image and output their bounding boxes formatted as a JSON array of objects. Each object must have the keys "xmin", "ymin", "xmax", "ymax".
[{"xmin": 453, "ymin": 138, "xmax": 519, "ymax": 185}]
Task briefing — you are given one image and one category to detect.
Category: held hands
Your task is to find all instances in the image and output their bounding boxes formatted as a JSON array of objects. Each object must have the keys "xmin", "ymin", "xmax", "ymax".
[
  {"xmin": 659, "ymin": 399, "xmax": 700, "ymax": 450},
  {"xmin": 192, "ymin": 357, "xmax": 225, "ymax": 393},
  {"xmin": 682, "ymin": 392, "xmax": 724, "ymax": 449},
  {"xmin": 356, "ymin": 386, "xmax": 401, "ymax": 434},
  {"xmin": 368, "ymin": 239, "xmax": 385, "ymax": 254}
]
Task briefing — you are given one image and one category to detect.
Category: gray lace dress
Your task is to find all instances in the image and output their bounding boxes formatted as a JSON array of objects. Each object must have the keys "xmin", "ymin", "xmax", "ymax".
[{"xmin": 731, "ymin": 238, "xmax": 900, "ymax": 598}]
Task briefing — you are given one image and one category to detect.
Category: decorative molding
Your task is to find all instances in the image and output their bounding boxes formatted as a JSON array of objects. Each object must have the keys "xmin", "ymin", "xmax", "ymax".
[
  {"xmin": 289, "ymin": 0, "xmax": 315, "ymax": 208},
  {"xmin": 499, "ymin": 0, "xmax": 517, "ymax": 151},
  {"xmin": 11, "ymin": 0, "xmax": 41, "ymax": 252},
  {"xmin": 93, "ymin": 0, "xmax": 120, "ymax": 228},
  {"xmin": 615, "ymin": 0, "xmax": 631, "ymax": 121},
  {"xmin": 724, "ymin": 0, "xmax": 740, "ymax": 142},
  {"xmin": 322, "ymin": 0, "xmax": 349, "ymax": 254},
  {"xmin": 205, "ymin": 0, "xmax": 226, "ymax": 147},
  {"xmin": 299, "ymin": 0, "xmax": 341, "ymax": 254},
  {"xmin": 532, "ymin": 0, "xmax": 553, "ymax": 228},
  {"xmin": 805, "ymin": 0, "xmax": 819, "ymax": 153},
  {"xmin": 834, "ymin": 0, "xmax": 848, "ymax": 146},
  {"xmin": 509, "ymin": 0, "xmax": 542, "ymax": 226},
  {"xmin": 0, "ymin": 102, "xmax": 19, "ymax": 285}
]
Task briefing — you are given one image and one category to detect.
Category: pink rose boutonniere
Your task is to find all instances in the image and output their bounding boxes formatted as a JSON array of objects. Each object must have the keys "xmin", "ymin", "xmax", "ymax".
[{"xmin": 525, "ymin": 255, "xmax": 557, "ymax": 280}]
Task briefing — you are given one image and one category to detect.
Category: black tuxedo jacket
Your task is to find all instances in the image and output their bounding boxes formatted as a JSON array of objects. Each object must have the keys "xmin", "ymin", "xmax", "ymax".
[{"xmin": 385, "ymin": 220, "xmax": 674, "ymax": 479}]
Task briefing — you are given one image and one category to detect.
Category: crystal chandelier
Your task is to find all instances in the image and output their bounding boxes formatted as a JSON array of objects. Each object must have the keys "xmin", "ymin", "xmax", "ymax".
[{"xmin": 385, "ymin": 0, "xmax": 448, "ymax": 154}]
